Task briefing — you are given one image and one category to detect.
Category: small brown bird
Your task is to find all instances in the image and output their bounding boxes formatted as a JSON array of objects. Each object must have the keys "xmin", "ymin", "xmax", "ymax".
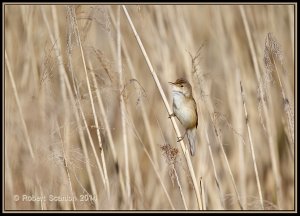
[{"xmin": 169, "ymin": 78, "xmax": 198, "ymax": 156}]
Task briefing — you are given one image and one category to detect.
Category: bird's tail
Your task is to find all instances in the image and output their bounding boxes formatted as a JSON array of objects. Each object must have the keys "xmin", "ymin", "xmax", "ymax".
[{"xmin": 187, "ymin": 127, "xmax": 197, "ymax": 156}]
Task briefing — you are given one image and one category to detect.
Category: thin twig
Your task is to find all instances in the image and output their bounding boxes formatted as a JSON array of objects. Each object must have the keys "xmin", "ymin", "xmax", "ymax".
[
  {"xmin": 5, "ymin": 51, "xmax": 35, "ymax": 160},
  {"xmin": 200, "ymin": 177, "xmax": 206, "ymax": 210},
  {"xmin": 56, "ymin": 120, "xmax": 77, "ymax": 210},
  {"xmin": 205, "ymin": 130, "xmax": 225, "ymax": 209},
  {"xmin": 117, "ymin": 6, "xmax": 131, "ymax": 208},
  {"xmin": 173, "ymin": 165, "xmax": 188, "ymax": 210},
  {"xmin": 240, "ymin": 80, "xmax": 264, "ymax": 210},
  {"xmin": 90, "ymin": 70, "xmax": 127, "ymax": 203},
  {"xmin": 72, "ymin": 7, "xmax": 110, "ymax": 196}
]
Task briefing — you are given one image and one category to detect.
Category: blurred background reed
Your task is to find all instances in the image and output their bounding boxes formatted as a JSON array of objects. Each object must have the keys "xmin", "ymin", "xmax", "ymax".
[{"xmin": 4, "ymin": 4, "xmax": 295, "ymax": 210}]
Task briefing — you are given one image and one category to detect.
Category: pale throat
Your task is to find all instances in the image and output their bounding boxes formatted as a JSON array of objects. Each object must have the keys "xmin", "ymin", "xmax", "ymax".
[{"xmin": 172, "ymin": 90, "xmax": 187, "ymax": 108}]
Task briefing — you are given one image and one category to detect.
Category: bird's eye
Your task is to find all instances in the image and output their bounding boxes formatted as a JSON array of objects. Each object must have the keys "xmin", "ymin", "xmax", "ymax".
[{"xmin": 180, "ymin": 85, "xmax": 184, "ymax": 87}]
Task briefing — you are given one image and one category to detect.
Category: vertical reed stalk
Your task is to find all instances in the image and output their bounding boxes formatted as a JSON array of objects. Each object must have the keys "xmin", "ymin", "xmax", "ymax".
[
  {"xmin": 41, "ymin": 6, "xmax": 99, "ymax": 204},
  {"xmin": 240, "ymin": 5, "xmax": 283, "ymax": 208},
  {"xmin": 5, "ymin": 51, "xmax": 35, "ymax": 160},
  {"xmin": 122, "ymin": 5, "xmax": 203, "ymax": 210},
  {"xmin": 108, "ymin": 6, "xmax": 159, "ymax": 167},
  {"xmin": 117, "ymin": 5, "xmax": 131, "ymax": 208},
  {"xmin": 56, "ymin": 120, "xmax": 76, "ymax": 210},
  {"xmin": 239, "ymin": 80, "xmax": 264, "ymax": 209}
]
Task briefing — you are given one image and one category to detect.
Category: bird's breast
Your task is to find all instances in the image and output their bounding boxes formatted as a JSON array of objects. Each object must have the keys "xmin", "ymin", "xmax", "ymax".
[{"xmin": 172, "ymin": 92, "xmax": 197, "ymax": 129}]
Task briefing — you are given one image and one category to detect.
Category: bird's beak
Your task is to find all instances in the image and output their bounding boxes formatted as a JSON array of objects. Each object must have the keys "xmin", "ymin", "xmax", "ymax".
[{"xmin": 168, "ymin": 82, "xmax": 175, "ymax": 85}]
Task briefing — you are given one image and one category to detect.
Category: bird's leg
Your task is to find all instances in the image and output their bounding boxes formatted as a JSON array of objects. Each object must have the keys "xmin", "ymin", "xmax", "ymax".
[{"xmin": 177, "ymin": 130, "xmax": 187, "ymax": 142}]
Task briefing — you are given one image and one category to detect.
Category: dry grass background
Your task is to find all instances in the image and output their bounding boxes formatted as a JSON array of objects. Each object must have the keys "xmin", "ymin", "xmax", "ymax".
[{"xmin": 4, "ymin": 4, "xmax": 295, "ymax": 211}]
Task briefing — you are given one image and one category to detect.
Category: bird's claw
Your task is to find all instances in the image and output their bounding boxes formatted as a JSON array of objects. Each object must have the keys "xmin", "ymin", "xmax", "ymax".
[
  {"xmin": 177, "ymin": 136, "xmax": 184, "ymax": 142},
  {"xmin": 168, "ymin": 113, "xmax": 176, "ymax": 118}
]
